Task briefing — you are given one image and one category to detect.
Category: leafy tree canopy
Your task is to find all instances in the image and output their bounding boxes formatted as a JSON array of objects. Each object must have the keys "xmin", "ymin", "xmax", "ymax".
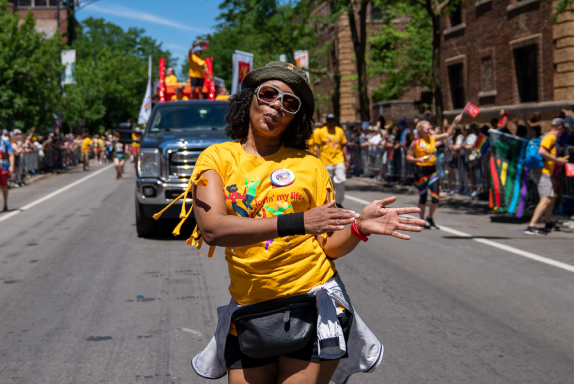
[
  {"xmin": 192, "ymin": 0, "xmax": 317, "ymax": 90},
  {"xmin": 0, "ymin": 0, "xmax": 63, "ymax": 131},
  {"xmin": 369, "ymin": 0, "xmax": 432, "ymax": 102},
  {"xmin": 64, "ymin": 17, "xmax": 175, "ymax": 133}
]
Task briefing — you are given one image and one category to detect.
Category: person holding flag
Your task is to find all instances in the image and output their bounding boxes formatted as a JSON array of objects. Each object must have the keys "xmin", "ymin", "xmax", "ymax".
[{"xmin": 407, "ymin": 113, "xmax": 463, "ymax": 229}]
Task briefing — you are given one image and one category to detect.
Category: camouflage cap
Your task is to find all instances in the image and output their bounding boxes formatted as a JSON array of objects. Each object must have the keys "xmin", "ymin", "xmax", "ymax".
[{"xmin": 242, "ymin": 61, "xmax": 314, "ymax": 114}]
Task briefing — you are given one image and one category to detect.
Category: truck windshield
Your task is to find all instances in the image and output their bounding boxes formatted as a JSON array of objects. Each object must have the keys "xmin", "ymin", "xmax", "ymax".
[{"xmin": 149, "ymin": 104, "xmax": 228, "ymax": 131}]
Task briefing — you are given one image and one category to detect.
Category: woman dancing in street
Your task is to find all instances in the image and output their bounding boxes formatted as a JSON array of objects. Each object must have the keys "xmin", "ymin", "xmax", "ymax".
[
  {"xmin": 155, "ymin": 61, "xmax": 425, "ymax": 384},
  {"xmin": 406, "ymin": 114, "xmax": 462, "ymax": 229}
]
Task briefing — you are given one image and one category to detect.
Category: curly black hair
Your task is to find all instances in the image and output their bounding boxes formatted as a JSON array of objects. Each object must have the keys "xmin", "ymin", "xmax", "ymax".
[{"xmin": 224, "ymin": 86, "xmax": 314, "ymax": 150}]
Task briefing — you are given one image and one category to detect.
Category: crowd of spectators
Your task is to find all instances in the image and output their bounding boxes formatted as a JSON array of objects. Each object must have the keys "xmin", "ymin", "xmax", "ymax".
[
  {"xmin": 342, "ymin": 109, "xmax": 573, "ymax": 192},
  {"xmin": 0, "ymin": 128, "xmax": 125, "ymax": 188}
]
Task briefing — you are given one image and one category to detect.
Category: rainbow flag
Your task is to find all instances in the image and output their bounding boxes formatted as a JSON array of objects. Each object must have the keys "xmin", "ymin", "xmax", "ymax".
[
  {"xmin": 475, "ymin": 134, "xmax": 490, "ymax": 156},
  {"xmin": 488, "ymin": 130, "xmax": 529, "ymax": 217}
]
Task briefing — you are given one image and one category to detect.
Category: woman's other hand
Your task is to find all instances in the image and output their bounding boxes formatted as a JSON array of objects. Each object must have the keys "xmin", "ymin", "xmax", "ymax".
[
  {"xmin": 356, "ymin": 197, "xmax": 425, "ymax": 240},
  {"xmin": 304, "ymin": 200, "xmax": 359, "ymax": 235}
]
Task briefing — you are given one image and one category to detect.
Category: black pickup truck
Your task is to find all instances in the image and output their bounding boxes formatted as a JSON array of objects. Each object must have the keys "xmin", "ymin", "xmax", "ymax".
[{"xmin": 129, "ymin": 100, "xmax": 231, "ymax": 237}]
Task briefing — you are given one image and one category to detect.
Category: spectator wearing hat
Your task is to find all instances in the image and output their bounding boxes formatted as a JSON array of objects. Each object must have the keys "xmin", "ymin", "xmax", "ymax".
[
  {"xmin": 170, "ymin": 86, "xmax": 189, "ymax": 101},
  {"xmin": 314, "ymin": 113, "xmax": 349, "ymax": 207},
  {"xmin": 188, "ymin": 45, "xmax": 213, "ymax": 100},
  {"xmin": 525, "ymin": 118, "xmax": 570, "ymax": 235},
  {"xmin": 165, "ymin": 68, "xmax": 178, "ymax": 85}
]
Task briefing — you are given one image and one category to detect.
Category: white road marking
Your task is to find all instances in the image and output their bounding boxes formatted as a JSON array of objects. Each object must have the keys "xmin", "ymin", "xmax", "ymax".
[
  {"xmin": 175, "ymin": 327, "xmax": 202, "ymax": 336},
  {"xmin": 0, "ymin": 164, "xmax": 114, "ymax": 224},
  {"xmin": 345, "ymin": 194, "xmax": 574, "ymax": 274}
]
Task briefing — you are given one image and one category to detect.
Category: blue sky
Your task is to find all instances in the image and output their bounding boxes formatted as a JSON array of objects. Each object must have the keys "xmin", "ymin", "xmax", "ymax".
[{"xmin": 76, "ymin": 0, "xmax": 223, "ymax": 72}]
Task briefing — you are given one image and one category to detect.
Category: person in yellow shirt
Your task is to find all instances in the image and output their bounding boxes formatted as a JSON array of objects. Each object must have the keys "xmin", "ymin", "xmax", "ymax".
[
  {"xmin": 170, "ymin": 86, "xmax": 189, "ymax": 101},
  {"xmin": 525, "ymin": 118, "xmax": 569, "ymax": 235},
  {"xmin": 188, "ymin": 45, "xmax": 212, "ymax": 100},
  {"xmin": 314, "ymin": 114, "xmax": 348, "ymax": 208},
  {"xmin": 131, "ymin": 127, "xmax": 141, "ymax": 163},
  {"xmin": 153, "ymin": 61, "xmax": 424, "ymax": 382},
  {"xmin": 406, "ymin": 115, "xmax": 461, "ymax": 229},
  {"xmin": 81, "ymin": 133, "xmax": 92, "ymax": 171},
  {"xmin": 164, "ymin": 67, "xmax": 178, "ymax": 85},
  {"xmin": 214, "ymin": 86, "xmax": 230, "ymax": 101}
]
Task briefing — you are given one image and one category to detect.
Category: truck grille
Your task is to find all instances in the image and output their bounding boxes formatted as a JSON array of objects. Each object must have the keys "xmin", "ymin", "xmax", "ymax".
[{"xmin": 168, "ymin": 149, "xmax": 204, "ymax": 178}]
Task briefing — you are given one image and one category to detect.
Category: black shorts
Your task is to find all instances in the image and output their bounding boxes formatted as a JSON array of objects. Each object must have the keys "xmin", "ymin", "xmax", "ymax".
[
  {"xmin": 190, "ymin": 77, "xmax": 204, "ymax": 87},
  {"xmin": 225, "ymin": 309, "xmax": 353, "ymax": 369}
]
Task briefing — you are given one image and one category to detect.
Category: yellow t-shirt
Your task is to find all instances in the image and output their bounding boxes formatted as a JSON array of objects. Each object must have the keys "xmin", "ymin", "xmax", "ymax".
[
  {"xmin": 215, "ymin": 95, "xmax": 229, "ymax": 101},
  {"xmin": 414, "ymin": 136, "xmax": 436, "ymax": 167},
  {"xmin": 538, "ymin": 133, "xmax": 557, "ymax": 175},
  {"xmin": 131, "ymin": 133, "xmax": 141, "ymax": 149},
  {"xmin": 165, "ymin": 74, "xmax": 178, "ymax": 85},
  {"xmin": 314, "ymin": 126, "xmax": 347, "ymax": 165},
  {"xmin": 170, "ymin": 95, "xmax": 189, "ymax": 101},
  {"xmin": 190, "ymin": 140, "xmax": 336, "ymax": 308},
  {"xmin": 81, "ymin": 137, "xmax": 92, "ymax": 153},
  {"xmin": 307, "ymin": 128, "xmax": 318, "ymax": 154},
  {"xmin": 189, "ymin": 53, "xmax": 207, "ymax": 79}
]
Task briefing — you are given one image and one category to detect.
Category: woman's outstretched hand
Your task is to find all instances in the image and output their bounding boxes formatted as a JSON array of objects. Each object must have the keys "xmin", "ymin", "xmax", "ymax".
[
  {"xmin": 356, "ymin": 197, "xmax": 425, "ymax": 240},
  {"xmin": 304, "ymin": 200, "xmax": 360, "ymax": 235}
]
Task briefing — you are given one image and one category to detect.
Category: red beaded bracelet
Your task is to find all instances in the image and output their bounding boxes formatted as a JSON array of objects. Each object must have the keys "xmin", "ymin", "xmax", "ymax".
[{"xmin": 351, "ymin": 222, "xmax": 370, "ymax": 242}]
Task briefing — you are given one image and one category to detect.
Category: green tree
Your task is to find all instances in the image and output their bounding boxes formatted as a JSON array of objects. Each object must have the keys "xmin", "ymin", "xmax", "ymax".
[
  {"xmin": 369, "ymin": 0, "xmax": 460, "ymax": 123},
  {"xmin": 408, "ymin": 0, "xmax": 459, "ymax": 124},
  {"xmin": 196, "ymin": 0, "xmax": 316, "ymax": 90},
  {"xmin": 0, "ymin": 0, "xmax": 63, "ymax": 131},
  {"xmin": 63, "ymin": 17, "xmax": 175, "ymax": 133},
  {"xmin": 369, "ymin": 1, "xmax": 432, "ymax": 102}
]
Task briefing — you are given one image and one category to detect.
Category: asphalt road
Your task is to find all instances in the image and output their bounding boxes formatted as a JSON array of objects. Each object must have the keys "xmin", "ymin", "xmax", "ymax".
[{"xmin": 1, "ymin": 162, "xmax": 573, "ymax": 384}]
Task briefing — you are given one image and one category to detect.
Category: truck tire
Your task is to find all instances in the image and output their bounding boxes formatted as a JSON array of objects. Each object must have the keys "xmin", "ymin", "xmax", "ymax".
[{"xmin": 136, "ymin": 200, "xmax": 156, "ymax": 237}]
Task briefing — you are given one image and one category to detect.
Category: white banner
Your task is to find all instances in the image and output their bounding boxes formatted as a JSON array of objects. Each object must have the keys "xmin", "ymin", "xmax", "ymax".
[
  {"xmin": 232, "ymin": 50, "xmax": 254, "ymax": 94},
  {"xmin": 138, "ymin": 55, "xmax": 152, "ymax": 125},
  {"xmin": 61, "ymin": 50, "xmax": 76, "ymax": 85},
  {"xmin": 294, "ymin": 50, "xmax": 309, "ymax": 82}
]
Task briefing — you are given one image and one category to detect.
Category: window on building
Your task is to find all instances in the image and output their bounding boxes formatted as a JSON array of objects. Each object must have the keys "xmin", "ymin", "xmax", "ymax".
[
  {"xmin": 514, "ymin": 45, "xmax": 538, "ymax": 102},
  {"xmin": 35, "ymin": 0, "xmax": 48, "ymax": 6},
  {"xmin": 49, "ymin": 0, "xmax": 60, "ymax": 6},
  {"xmin": 481, "ymin": 56, "xmax": 493, "ymax": 91},
  {"xmin": 449, "ymin": 4, "xmax": 462, "ymax": 27},
  {"xmin": 448, "ymin": 63, "xmax": 465, "ymax": 109},
  {"xmin": 18, "ymin": 0, "xmax": 33, "ymax": 6}
]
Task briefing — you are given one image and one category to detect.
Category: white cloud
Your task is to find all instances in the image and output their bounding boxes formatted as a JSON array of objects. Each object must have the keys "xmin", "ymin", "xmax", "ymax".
[{"xmin": 87, "ymin": 3, "xmax": 208, "ymax": 34}]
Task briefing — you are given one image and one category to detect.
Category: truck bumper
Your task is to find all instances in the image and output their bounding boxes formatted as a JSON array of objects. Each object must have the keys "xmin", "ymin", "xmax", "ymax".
[{"xmin": 136, "ymin": 178, "xmax": 193, "ymax": 219}]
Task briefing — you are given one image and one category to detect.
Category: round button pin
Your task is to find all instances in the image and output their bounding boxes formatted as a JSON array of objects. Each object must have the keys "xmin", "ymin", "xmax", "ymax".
[{"xmin": 270, "ymin": 169, "xmax": 295, "ymax": 187}]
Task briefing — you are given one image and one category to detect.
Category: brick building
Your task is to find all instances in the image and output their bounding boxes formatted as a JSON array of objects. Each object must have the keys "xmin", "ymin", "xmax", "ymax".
[
  {"xmin": 311, "ymin": 2, "xmax": 422, "ymax": 126},
  {"xmin": 7, "ymin": 0, "xmax": 69, "ymax": 39},
  {"xmin": 441, "ymin": 0, "xmax": 574, "ymax": 128}
]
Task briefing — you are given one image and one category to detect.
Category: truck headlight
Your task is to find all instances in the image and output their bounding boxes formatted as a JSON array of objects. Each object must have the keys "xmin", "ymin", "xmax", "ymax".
[{"xmin": 138, "ymin": 149, "xmax": 160, "ymax": 177}]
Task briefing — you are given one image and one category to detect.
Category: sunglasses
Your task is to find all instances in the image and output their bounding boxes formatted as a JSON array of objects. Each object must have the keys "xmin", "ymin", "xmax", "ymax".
[{"xmin": 255, "ymin": 84, "xmax": 301, "ymax": 114}]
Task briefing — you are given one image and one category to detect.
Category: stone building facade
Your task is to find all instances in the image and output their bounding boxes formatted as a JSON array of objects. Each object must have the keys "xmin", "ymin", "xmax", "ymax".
[
  {"xmin": 440, "ymin": 0, "xmax": 574, "ymax": 127},
  {"xmin": 7, "ymin": 0, "xmax": 69, "ymax": 39}
]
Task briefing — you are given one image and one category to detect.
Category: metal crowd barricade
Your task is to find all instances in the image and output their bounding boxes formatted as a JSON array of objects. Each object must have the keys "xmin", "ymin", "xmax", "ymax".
[{"xmin": 347, "ymin": 136, "xmax": 574, "ymax": 216}]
